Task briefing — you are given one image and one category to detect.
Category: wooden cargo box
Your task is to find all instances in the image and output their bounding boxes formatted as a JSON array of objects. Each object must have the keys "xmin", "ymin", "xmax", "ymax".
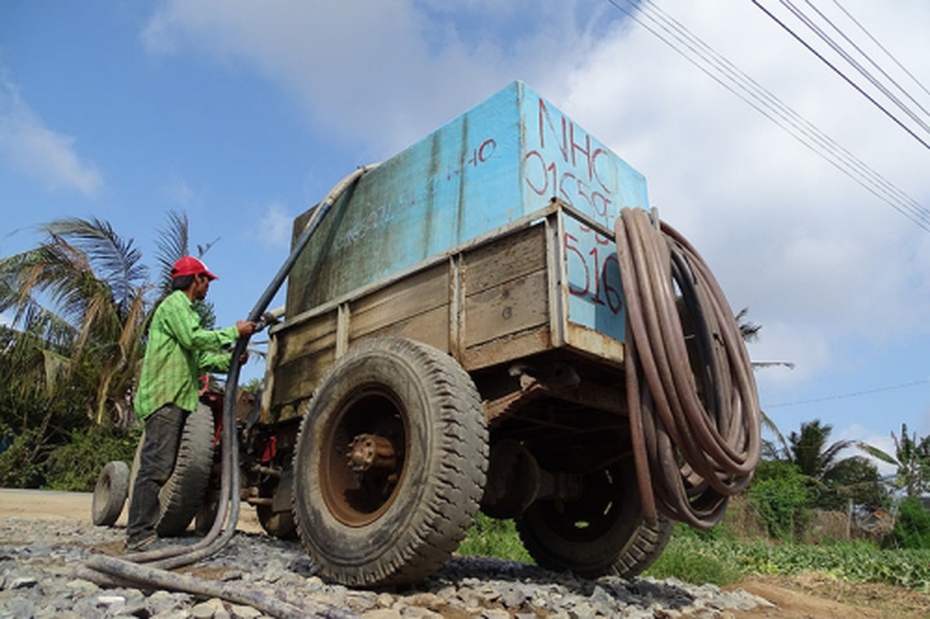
[{"xmin": 270, "ymin": 81, "xmax": 651, "ymax": 418}]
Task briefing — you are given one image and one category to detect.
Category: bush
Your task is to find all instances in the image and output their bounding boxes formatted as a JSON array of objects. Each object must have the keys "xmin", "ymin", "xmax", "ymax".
[
  {"xmin": 720, "ymin": 494, "xmax": 769, "ymax": 540},
  {"xmin": 43, "ymin": 427, "xmax": 139, "ymax": 492},
  {"xmin": 885, "ymin": 497, "xmax": 930, "ymax": 550},
  {"xmin": 0, "ymin": 429, "xmax": 46, "ymax": 488},
  {"xmin": 747, "ymin": 460, "xmax": 811, "ymax": 541}
]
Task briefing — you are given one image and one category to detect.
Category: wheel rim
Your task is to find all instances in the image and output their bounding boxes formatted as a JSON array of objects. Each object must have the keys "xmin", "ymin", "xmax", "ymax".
[
  {"xmin": 537, "ymin": 466, "xmax": 624, "ymax": 542},
  {"xmin": 320, "ymin": 385, "xmax": 408, "ymax": 527}
]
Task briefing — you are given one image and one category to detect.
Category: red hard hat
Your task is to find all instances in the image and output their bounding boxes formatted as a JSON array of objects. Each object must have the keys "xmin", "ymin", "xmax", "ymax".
[{"xmin": 171, "ymin": 256, "xmax": 218, "ymax": 280}]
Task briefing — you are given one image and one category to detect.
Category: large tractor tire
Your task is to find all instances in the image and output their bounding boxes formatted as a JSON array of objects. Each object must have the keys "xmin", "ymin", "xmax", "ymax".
[
  {"xmin": 129, "ymin": 402, "xmax": 215, "ymax": 537},
  {"xmin": 194, "ymin": 477, "xmax": 220, "ymax": 536},
  {"xmin": 516, "ymin": 459, "xmax": 673, "ymax": 579},
  {"xmin": 92, "ymin": 460, "xmax": 130, "ymax": 526},
  {"xmin": 292, "ymin": 336, "xmax": 488, "ymax": 587}
]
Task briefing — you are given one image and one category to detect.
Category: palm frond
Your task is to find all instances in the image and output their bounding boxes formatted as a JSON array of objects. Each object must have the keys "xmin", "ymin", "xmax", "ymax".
[
  {"xmin": 196, "ymin": 236, "xmax": 220, "ymax": 258},
  {"xmin": 736, "ymin": 307, "xmax": 762, "ymax": 343},
  {"xmin": 821, "ymin": 438, "xmax": 856, "ymax": 470},
  {"xmin": 854, "ymin": 441, "xmax": 897, "ymax": 466},
  {"xmin": 155, "ymin": 211, "xmax": 190, "ymax": 297},
  {"xmin": 751, "ymin": 360, "xmax": 796, "ymax": 370},
  {"xmin": 43, "ymin": 218, "xmax": 147, "ymax": 319}
]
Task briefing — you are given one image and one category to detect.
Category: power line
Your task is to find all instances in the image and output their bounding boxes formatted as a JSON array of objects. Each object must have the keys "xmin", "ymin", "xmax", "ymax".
[
  {"xmin": 807, "ymin": 0, "xmax": 930, "ymax": 122},
  {"xmin": 831, "ymin": 0, "xmax": 930, "ymax": 101},
  {"xmin": 752, "ymin": 0, "xmax": 930, "ymax": 149},
  {"xmin": 765, "ymin": 378, "xmax": 930, "ymax": 409},
  {"xmin": 604, "ymin": 0, "xmax": 930, "ymax": 233}
]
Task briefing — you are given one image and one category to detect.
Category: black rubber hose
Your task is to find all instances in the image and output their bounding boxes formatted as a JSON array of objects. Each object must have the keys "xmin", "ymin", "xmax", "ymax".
[
  {"xmin": 615, "ymin": 207, "xmax": 761, "ymax": 530},
  {"xmin": 82, "ymin": 164, "xmax": 378, "ymax": 616}
]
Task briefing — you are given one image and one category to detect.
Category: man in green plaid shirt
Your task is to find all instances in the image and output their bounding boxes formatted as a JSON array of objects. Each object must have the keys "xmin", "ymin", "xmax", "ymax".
[{"xmin": 126, "ymin": 256, "xmax": 255, "ymax": 552}]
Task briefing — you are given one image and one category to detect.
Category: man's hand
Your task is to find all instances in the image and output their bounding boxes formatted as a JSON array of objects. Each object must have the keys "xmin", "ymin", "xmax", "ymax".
[{"xmin": 236, "ymin": 320, "xmax": 257, "ymax": 337}]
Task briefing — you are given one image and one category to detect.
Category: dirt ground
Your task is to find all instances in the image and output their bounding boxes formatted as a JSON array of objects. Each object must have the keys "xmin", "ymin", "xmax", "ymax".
[
  {"xmin": 1, "ymin": 489, "xmax": 928, "ymax": 618},
  {"xmin": 0, "ymin": 488, "xmax": 262, "ymax": 533},
  {"xmin": 725, "ymin": 573, "xmax": 930, "ymax": 618}
]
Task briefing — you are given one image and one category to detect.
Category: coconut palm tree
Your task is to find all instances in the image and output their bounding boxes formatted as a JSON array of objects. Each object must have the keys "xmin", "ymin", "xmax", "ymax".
[
  {"xmin": 766, "ymin": 419, "xmax": 886, "ymax": 509},
  {"xmin": 0, "ymin": 211, "xmax": 227, "ymax": 487},
  {"xmin": 0, "ymin": 218, "xmax": 149, "ymax": 430},
  {"xmin": 0, "ymin": 211, "xmax": 209, "ymax": 433},
  {"xmin": 787, "ymin": 420, "xmax": 851, "ymax": 479}
]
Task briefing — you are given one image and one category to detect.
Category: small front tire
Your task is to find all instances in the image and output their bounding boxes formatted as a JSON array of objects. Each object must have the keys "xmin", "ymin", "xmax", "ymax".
[{"xmin": 92, "ymin": 461, "xmax": 130, "ymax": 527}]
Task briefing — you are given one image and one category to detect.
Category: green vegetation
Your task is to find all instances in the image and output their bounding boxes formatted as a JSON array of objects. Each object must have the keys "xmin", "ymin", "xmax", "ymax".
[
  {"xmin": 0, "ymin": 212, "xmax": 221, "ymax": 488},
  {"xmin": 43, "ymin": 427, "xmax": 139, "ymax": 491},
  {"xmin": 885, "ymin": 497, "xmax": 930, "ymax": 550},
  {"xmin": 746, "ymin": 459, "xmax": 812, "ymax": 540},
  {"xmin": 458, "ymin": 517, "xmax": 930, "ymax": 592},
  {"xmin": 648, "ymin": 526, "xmax": 930, "ymax": 591},
  {"xmin": 0, "ymin": 428, "xmax": 46, "ymax": 488},
  {"xmin": 763, "ymin": 419, "xmax": 888, "ymax": 514},
  {"xmin": 458, "ymin": 513, "xmax": 532, "ymax": 563},
  {"xmin": 0, "ymin": 425, "xmax": 139, "ymax": 491},
  {"xmin": 645, "ymin": 527, "xmax": 743, "ymax": 585}
]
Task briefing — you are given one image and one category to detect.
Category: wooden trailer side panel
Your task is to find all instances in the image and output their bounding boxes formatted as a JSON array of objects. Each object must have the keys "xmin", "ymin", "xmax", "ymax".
[
  {"xmin": 349, "ymin": 264, "xmax": 451, "ymax": 348},
  {"xmin": 271, "ymin": 311, "xmax": 338, "ymax": 419},
  {"xmin": 461, "ymin": 225, "xmax": 551, "ymax": 370},
  {"xmin": 268, "ymin": 222, "xmax": 552, "ymax": 421}
]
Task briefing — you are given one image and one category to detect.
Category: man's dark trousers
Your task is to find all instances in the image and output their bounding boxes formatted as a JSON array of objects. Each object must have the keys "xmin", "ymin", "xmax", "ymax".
[{"xmin": 126, "ymin": 404, "xmax": 188, "ymax": 545}]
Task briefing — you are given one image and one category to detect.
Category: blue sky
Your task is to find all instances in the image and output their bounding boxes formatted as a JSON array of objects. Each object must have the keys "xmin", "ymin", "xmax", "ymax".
[{"xmin": 2, "ymin": 1, "xmax": 929, "ymax": 470}]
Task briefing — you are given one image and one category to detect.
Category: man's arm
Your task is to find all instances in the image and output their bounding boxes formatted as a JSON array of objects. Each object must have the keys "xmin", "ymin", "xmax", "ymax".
[
  {"xmin": 196, "ymin": 322, "xmax": 256, "ymax": 374},
  {"xmin": 164, "ymin": 298, "xmax": 254, "ymax": 353},
  {"xmin": 199, "ymin": 350, "xmax": 233, "ymax": 374}
]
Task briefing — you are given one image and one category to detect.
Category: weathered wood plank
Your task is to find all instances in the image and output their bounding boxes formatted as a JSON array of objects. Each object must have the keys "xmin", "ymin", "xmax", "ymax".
[
  {"xmin": 350, "ymin": 264, "xmax": 449, "ymax": 335},
  {"xmin": 272, "ymin": 346, "xmax": 336, "ymax": 410},
  {"xmin": 274, "ymin": 311, "xmax": 337, "ymax": 367},
  {"xmin": 464, "ymin": 268, "xmax": 549, "ymax": 347},
  {"xmin": 353, "ymin": 305, "xmax": 450, "ymax": 353},
  {"xmin": 565, "ymin": 322, "xmax": 625, "ymax": 367},
  {"xmin": 463, "ymin": 326, "xmax": 551, "ymax": 371},
  {"xmin": 464, "ymin": 225, "xmax": 546, "ymax": 295}
]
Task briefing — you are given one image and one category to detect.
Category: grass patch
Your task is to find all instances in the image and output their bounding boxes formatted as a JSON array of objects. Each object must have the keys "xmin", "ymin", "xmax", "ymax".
[
  {"xmin": 647, "ymin": 524, "xmax": 930, "ymax": 591},
  {"xmin": 458, "ymin": 517, "xmax": 930, "ymax": 592},
  {"xmin": 644, "ymin": 529, "xmax": 743, "ymax": 585},
  {"xmin": 458, "ymin": 513, "xmax": 533, "ymax": 563}
]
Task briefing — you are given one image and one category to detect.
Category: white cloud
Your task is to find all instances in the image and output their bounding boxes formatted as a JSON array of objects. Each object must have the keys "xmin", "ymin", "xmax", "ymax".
[
  {"xmin": 555, "ymin": 1, "xmax": 930, "ymax": 390},
  {"xmin": 257, "ymin": 202, "xmax": 292, "ymax": 249},
  {"xmin": 139, "ymin": 1, "xmax": 614, "ymax": 157},
  {"xmin": 139, "ymin": 0, "xmax": 930, "ymax": 410},
  {"xmin": 0, "ymin": 70, "xmax": 103, "ymax": 197},
  {"xmin": 749, "ymin": 322, "xmax": 831, "ymax": 389},
  {"xmin": 165, "ymin": 178, "xmax": 203, "ymax": 210}
]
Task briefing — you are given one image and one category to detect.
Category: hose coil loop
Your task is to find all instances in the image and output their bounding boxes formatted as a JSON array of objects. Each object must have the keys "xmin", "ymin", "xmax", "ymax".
[{"xmin": 615, "ymin": 207, "xmax": 761, "ymax": 529}]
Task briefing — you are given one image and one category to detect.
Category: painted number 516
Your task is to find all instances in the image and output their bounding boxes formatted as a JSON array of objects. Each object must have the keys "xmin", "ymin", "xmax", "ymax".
[{"xmin": 564, "ymin": 232, "xmax": 623, "ymax": 315}]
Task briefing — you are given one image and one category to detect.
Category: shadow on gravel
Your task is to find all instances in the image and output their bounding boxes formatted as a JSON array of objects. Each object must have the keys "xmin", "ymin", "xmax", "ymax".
[{"xmin": 406, "ymin": 555, "xmax": 697, "ymax": 612}]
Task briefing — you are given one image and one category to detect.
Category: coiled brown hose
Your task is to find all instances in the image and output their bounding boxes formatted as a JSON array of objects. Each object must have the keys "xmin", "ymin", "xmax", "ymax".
[{"xmin": 615, "ymin": 207, "xmax": 761, "ymax": 530}]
